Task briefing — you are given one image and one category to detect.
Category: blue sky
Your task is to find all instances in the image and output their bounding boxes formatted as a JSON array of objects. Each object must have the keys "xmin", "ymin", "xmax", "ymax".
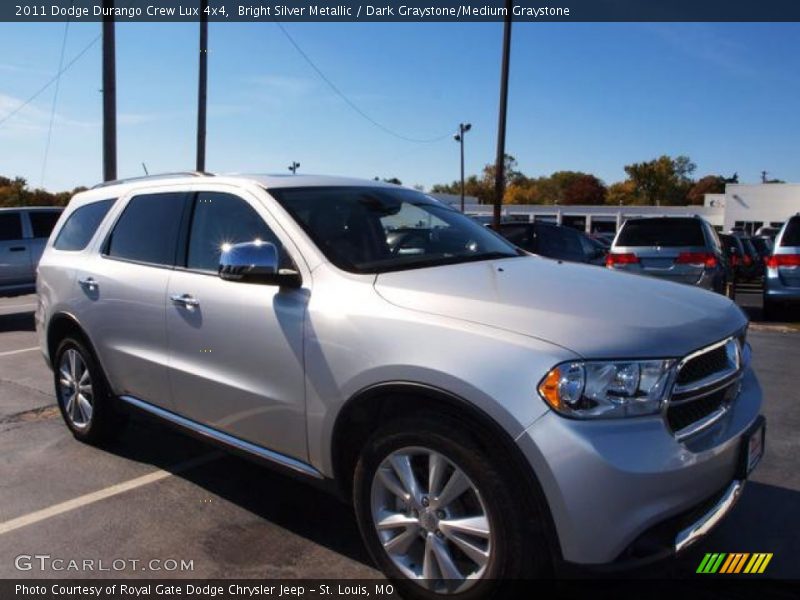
[{"xmin": 1, "ymin": 21, "xmax": 799, "ymax": 191}]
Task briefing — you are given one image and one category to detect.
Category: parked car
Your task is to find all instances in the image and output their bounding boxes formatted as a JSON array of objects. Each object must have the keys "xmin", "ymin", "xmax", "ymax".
[
  {"xmin": 754, "ymin": 225, "xmax": 781, "ymax": 241},
  {"xmin": 588, "ymin": 232, "xmax": 614, "ymax": 248},
  {"xmin": 764, "ymin": 213, "xmax": 800, "ymax": 320},
  {"xmin": 498, "ymin": 222, "xmax": 607, "ymax": 265},
  {"xmin": 0, "ymin": 206, "xmax": 63, "ymax": 296},
  {"xmin": 607, "ymin": 216, "xmax": 732, "ymax": 296},
  {"xmin": 37, "ymin": 174, "xmax": 764, "ymax": 596},
  {"xmin": 750, "ymin": 236, "xmax": 774, "ymax": 260},
  {"xmin": 719, "ymin": 234, "xmax": 744, "ymax": 289},
  {"xmin": 740, "ymin": 237, "xmax": 765, "ymax": 281}
]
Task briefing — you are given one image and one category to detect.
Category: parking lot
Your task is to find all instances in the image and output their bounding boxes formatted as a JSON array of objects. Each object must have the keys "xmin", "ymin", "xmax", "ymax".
[{"xmin": 0, "ymin": 292, "xmax": 797, "ymax": 582}]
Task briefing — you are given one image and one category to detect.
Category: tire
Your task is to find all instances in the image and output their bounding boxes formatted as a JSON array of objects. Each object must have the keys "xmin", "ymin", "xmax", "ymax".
[
  {"xmin": 353, "ymin": 415, "xmax": 549, "ymax": 600},
  {"xmin": 53, "ymin": 337, "xmax": 126, "ymax": 444}
]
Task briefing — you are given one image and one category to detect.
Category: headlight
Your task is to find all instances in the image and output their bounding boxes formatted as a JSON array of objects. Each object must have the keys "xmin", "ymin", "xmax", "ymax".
[{"xmin": 538, "ymin": 359, "xmax": 676, "ymax": 418}]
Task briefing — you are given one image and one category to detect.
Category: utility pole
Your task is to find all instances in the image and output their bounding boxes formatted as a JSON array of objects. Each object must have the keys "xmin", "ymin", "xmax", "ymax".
[
  {"xmin": 492, "ymin": 0, "xmax": 512, "ymax": 231},
  {"xmin": 102, "ymin": 1, "xmax": 117, "ymax": 182},
  {"xmin": 454, "ymin": 122, "xmax": 471, "ymax": 213},
  {"xmin": 288, "ymin": 161, "xmax": 300, "ymax": 175},
  {"xmin": 196, "ymin": 0, "xmax": 209, "ymax": 172}
]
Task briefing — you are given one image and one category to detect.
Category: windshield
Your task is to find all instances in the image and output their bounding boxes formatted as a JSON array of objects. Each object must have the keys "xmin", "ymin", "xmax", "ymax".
[{"xmin": 272, "ymin": 186, "xmax": 520, "ymax": 273}]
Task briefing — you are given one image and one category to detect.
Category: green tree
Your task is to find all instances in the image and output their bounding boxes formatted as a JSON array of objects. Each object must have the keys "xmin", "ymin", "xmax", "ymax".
[
  {"xmin": 0, "ymin": 175, "xmax": 86, "ymax": 208},
  {"xmin": 623, "ymin": 155, "xmax": 696, "ymax": 206}
]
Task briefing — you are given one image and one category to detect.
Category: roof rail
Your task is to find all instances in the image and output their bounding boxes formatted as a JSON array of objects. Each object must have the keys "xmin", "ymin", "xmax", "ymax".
[{"xmin": 90, "ymin": 171, "xmax": 213, "ymax": 190}]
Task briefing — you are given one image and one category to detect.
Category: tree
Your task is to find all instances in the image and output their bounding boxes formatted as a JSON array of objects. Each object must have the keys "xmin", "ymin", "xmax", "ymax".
[
  {"xmin": 562, "ymin": 174, "xmax": 607, "ymax": 205},
  {"xmin": 605, "ymin": 180, "xmax": 643, "ymax": 206},
  {"xmin": 623, "ymin": 155, "xmax": 696, "ymax": 206},
  {"xmin": 686, "ymin": 175, "xmax": 725, "ymax": 206},
  {"xmin": 0, "ymin": 175, "xmax": 86, "ymax": 208}
]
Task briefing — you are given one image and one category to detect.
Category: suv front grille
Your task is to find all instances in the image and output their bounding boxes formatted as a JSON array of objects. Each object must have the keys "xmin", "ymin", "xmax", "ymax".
[
  {"xmin": 675, "ymin": 345, "xmax": 728, "ymax": 386},
  {"xmin": 667, "ymin": 337, "xmax": 743, "ymax": 439}
]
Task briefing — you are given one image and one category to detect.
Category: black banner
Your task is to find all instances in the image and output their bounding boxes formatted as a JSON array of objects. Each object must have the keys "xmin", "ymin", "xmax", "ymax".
[
  {"xmin": 3, "ymin": 579, "xmax": 800, "ymax": 600},
  {"xmin": 5, "ymin": 0, "xmax": 800, "ymax": 23}
]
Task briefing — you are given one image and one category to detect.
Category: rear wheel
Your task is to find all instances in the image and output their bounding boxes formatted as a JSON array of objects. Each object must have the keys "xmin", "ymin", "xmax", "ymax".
[
  {"xmin": 54, "ymin": 337, "xmax": 126, "ymax": 444},
  {"xmin": 353, "ymin": 416, "xmax": 549, "ymax": 599}
]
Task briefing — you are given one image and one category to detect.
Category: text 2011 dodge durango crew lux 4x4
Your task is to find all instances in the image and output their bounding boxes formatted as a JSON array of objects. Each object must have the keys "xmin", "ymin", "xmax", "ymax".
[{"xmin": 36, "ymin": 174, "xmax": 765, "ymax": 597}]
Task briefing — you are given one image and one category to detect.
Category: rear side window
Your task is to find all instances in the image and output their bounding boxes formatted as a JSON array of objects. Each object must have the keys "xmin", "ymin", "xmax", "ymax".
[
  {"xmin": 535, "ymin": 225, "xmax": 584, "ymax": 258},
  {"xmin": 54, "ymin": 200, "xmax": 114, "ymax": 251},
  {"xmin": 499, "ymin": 225, "xmax": 530, "ymax": 248},
  {"xmin": 780, "ymin": 217, "xmax": 800, "ymax": 246},
  {"xmin": 617, "ymin": 219, "xmax": 705, "ymax": 247},
  {"xmin": 29, "ymin": 210, "xmax": 62, "ymax": 239},
  {"xmin": 0, "ymin": 213, "xmax": 22, "ymax": 241},
  {"xmin": 106, "ymin": 193, "xmax": 187, "ymax": 266}
]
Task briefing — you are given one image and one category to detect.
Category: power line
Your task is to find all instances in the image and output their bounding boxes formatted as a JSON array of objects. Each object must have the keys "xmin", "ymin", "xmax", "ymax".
[
  {"xmin": 274, "ymin": 21, "xmax": 451, "ymax": 144},
  {"xmin": 41, "ymin": 19, "xmax": 72, "ymax": 187},
  {"xmin": 0, "ymin": 33, "xmax": 100, "ymax": 129}
]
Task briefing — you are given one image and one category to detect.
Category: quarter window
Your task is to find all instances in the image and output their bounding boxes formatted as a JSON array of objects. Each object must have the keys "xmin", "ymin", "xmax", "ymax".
[
  {"xmin": 0, "ymin": 213, "xmax": 22, "ymax": 241},
  {"xmin": 106, "ymin": 193, "xmax": 187, "ymax": 266},
  {"xmin": 54, "ymin": 200, "xmax": 114, "ymax": 251},
  {"xmin": 186, "ymin": 192, "xmax": 284, "ymax": 273}
]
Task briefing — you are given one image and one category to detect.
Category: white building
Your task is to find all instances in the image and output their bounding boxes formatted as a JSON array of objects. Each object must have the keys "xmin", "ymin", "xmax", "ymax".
[{"xmin": 433, "ymin": 183, "xmax": 800, "ymax": 235}]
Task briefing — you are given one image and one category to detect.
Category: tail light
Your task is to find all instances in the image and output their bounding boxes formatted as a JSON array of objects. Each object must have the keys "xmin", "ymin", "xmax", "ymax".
[
  {"xmin": 676, "ymin": 252, "xmax": 718, "ymax": 268},
  {"xmin": 743, "ymin": 255, "xmax": 753, "ymax": 267},
  {"xmin": 766, "ymin": 254, "xmax": 800, "ymax": 268},
  {"xmin": 730, "ymin": 255, "xmax": 739, "ymax": 267},
  {"xmin": 606, "ymin": 252, "xmax": 639, "ymax": 267}
]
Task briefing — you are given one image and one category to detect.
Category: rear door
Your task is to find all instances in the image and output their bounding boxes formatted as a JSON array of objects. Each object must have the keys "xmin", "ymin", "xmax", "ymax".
[
  {"xmin": 614, "ymin": 218, "xmax": 709, "ymax": 285},
  {"xmin": 775, "ymin": 217, "xmax": 800, "ymax": 288},
  {"xmin": 77, "ymin": 191, "xmax": 190, "ymax": 409},
  {"xmin": 0, "ymin": 211, "xmax": 32, "ymax": 289}
]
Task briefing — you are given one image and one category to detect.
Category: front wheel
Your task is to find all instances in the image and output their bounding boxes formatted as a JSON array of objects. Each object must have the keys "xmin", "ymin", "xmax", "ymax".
[{"xmin": 353, "ymin": 417, "xmax": 549, "ymax": 599}]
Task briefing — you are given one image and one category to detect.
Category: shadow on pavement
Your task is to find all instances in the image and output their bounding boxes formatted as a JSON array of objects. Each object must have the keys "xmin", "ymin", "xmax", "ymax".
[
  {"xmin": 0, "ymin": 311, "xmax": 35, "ymax": 333},
  {"xmin": 100, "ymin": 415, "xmax": 374, "ymax": 569}
]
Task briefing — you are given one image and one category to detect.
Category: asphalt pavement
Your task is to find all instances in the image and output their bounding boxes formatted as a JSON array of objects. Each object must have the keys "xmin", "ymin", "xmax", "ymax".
[{"xmin": 0, "ymin": 292, "xmax": 797, "ymax": 582}]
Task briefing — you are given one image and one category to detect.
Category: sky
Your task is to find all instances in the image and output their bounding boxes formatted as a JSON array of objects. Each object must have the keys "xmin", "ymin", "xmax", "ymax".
[{"xmin": 1, "ymin": 21, "xmax": 800, "ymax": 192}]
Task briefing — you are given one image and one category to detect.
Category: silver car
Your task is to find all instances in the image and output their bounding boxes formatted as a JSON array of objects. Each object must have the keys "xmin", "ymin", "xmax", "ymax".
[
  {"xmin": 764, "ymin": 213, "xmax": 800, "ymax": 320},
  {"xmin": 36, "ymin": 174, "xmax": 765, "ymax": 596},
  {"xmin": 608, "ymin": 216, "xmax": 731, "ymax": 295},
  {"xmin": 0, "ymin": 206, "xmax": 62, "ymax": 295}
]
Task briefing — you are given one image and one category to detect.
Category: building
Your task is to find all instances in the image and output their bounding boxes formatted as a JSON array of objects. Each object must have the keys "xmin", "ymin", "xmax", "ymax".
[{"xmin": 433, "ymin": 183, "xmax": 800, "ymax": 235}]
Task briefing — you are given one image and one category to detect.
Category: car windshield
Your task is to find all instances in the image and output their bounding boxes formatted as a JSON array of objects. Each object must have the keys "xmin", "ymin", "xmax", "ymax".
[
  {"xmin": 616, "ymin": 218, "xmax": 705, "ymax": 247},
  {"xmin": 272, "ymin": 186, "xmax": 520, "ymax": 273}
]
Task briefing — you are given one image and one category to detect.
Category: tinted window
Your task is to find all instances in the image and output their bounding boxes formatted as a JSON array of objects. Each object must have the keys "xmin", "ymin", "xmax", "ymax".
[
  {"xmin": 781, "ymin": 217, "xmax": 800, "ymax": 246},
  {"xmin": 106, "ymin": 193, "xmax": 186, "ymax": 265},
  {"xmin": 617, "ymin": 218, "xmax": 705, "ymax": 247},
  {"xmin": 274, "ymin": 187, "xmax": 518, "ymax": 273},
  {"xmin": 29, "ymin": 210, "xmax": 62, "ymax": 239},
  {"xmin": 535, "ymin": 225, "xmax": 583, "ymax": 260},
  {"xmin": 54, "ymin": 200, "xmax": 114, "ymax": 251},
  {"xmin": 498, "ymin": 225, "xmax": 531, "ymax": 248},
  {"xmin": 0, "ymin": 213, "xmax": 22, "ymax": 241},
  {"xmin": 187, "ymin": 192, "xmax": 283, "ymax": 272}
]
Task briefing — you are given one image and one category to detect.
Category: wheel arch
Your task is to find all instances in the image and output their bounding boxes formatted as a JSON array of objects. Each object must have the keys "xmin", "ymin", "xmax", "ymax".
[{"xmin": 330, "ymin": 381, "xmax": 562, "ymax": 562}]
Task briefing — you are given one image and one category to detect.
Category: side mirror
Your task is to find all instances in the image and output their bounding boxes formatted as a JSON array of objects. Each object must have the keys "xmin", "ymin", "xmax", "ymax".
[{"xmin": 218, "ymin": 241, "xmax": 301, "ymax": 287}]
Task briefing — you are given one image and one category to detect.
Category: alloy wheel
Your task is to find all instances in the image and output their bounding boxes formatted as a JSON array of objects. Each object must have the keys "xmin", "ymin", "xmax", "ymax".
[
  {"xmin": 370, "ymin": 446, "xmax": 494, "ymax": 593},
  {"xmin": 58, "ymin": 348, "xmax": 94, "ymax": 430}
]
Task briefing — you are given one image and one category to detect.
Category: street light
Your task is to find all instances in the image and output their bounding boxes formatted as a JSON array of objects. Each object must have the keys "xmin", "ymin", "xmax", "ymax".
[
  {"xmin": 454, "ymin": 122, "xmax": 472, "ymax": 213},
  {"xmin": 288, "ymin": 161, "xmax": 300, "ymax": 175}
]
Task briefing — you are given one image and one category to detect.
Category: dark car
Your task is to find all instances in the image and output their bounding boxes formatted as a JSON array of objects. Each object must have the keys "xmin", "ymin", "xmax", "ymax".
[
  {"xmin": 750, "ymin": 236, "xmax": 774, "ymax": 263},
  {"xmin": 719, "ymin": 234, "xmax": 744, "ymax": 288},
  {"xmin": 740, "ymin": 237, "xmax": 764, "ymax": 281},
  {"xmin": 498, "ymin": 222, "xmax": 606, "ymax": 265},
  {"xmin": 608, "ymin": 216, "xmax": 732, "ymax": 296}
]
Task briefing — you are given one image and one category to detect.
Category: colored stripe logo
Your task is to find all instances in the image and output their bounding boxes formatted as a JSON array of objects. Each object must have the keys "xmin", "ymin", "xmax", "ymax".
[{"xmin": 697, "ymin": 553, "xmax": 773, "ymax": 574}]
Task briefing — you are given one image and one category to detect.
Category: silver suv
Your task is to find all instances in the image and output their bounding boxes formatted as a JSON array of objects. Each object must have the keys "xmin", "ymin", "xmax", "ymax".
[
  {"xmin": 0, "ymin": 206, "xmax": 62, "ymax": 295},
  {"xmin": 764, "ymin": 213, "xmax": 800, "ymax": 320},
  {"xmin": 36, "ymin": 174, "xmax": 765, "ymax": 596}
]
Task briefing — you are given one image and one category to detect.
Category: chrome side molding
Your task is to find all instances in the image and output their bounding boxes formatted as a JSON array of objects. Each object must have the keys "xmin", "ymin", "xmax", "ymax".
[
  {"xmin": 119, "ymin": 395, "xmax": 323, "ymax": 480},
  {"xmin": 675, "ymin": 480, "xmax": 744, "ymax": 552}
]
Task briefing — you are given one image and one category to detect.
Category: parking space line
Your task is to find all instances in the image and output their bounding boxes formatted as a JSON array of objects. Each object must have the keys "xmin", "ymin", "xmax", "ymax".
[
  {"xmin": 0, "ymin": 452, "xmax": 220, "ymax": 536},
  {"xmin": 0, "ymin": 347, "xmax": 39, "ymax": 357}
]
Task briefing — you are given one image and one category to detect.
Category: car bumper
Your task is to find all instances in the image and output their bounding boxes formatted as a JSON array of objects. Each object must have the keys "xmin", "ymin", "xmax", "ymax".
[
  {"xmin": 764, "ymin": 270, "xmax": 800, "ymax": 302},
  {"xmin": 516, "ymin": 367, "xmax": 763, "ymax": 565}
]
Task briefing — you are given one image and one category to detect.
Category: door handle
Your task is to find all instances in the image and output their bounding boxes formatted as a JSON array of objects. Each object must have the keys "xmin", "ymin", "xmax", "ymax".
[
  {"xmin": 9, "ymin": 246, "xmax": 26, "ymax": 252},
  {"xmin": 78, "ymin": 277, "xmax": 98, "ymax": 291},
  {"xmin": 170, "ymin": 293, "xmax": 199, "ymax": 308}
]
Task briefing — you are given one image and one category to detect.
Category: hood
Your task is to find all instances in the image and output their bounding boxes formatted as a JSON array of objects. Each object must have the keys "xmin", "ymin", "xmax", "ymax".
[{"xmin": 374, "ymin": 256, "xmax": 747, "ymax": 360}]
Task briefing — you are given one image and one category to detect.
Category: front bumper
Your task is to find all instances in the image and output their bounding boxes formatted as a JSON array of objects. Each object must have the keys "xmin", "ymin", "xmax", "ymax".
[{"xmin": 516, "ymin": 367, "xmax": 763, "ymax": 565}]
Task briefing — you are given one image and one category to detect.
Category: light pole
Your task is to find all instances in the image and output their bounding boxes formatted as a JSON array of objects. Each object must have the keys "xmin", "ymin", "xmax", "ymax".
[
  {"xmin": 288, "ymin": 161, "xmax": 300, "ymax": 175},
  {"xmin": 454, "ymin": 122, "xmax": 471, "ymax": 213},
  {"xmin": 196, "ymin": 0, "xmax": 208, "ymax": 172},
  {"xmin": 493, "ymin": 0, "xmax": 513, "ymax": 230}
]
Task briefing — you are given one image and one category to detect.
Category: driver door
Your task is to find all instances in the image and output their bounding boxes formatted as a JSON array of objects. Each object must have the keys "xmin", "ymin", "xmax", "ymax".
[{"xmin": 166, "ymin": 189, "xmax": 309, "ymax": 461}]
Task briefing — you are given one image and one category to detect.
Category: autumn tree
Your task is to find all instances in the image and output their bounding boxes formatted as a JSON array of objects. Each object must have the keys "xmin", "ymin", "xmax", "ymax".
[
  {"xmin": 686, "ymin": 175, "xmax": 726, "ymax": 206},
  {"xmin": 623, "ymin": 155, "xmax": 696, "ymax": 206}
]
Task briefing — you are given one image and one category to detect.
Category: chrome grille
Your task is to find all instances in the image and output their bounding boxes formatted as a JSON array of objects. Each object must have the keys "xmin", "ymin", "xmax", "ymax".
[{"xmin": 667, "ymin": 336, "xmax": 743, "ymax": 440}]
